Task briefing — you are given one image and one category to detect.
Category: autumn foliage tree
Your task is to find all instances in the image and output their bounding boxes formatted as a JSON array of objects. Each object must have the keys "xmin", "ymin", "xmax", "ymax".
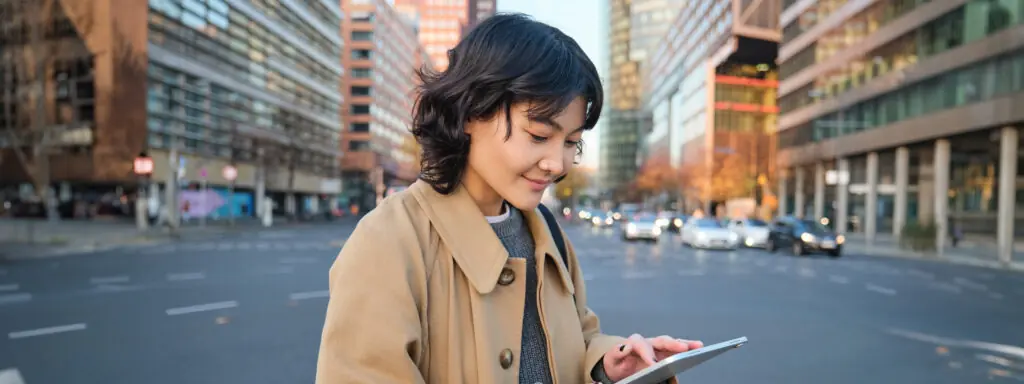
[{"xmin": 555, "ymin": 168, "xmax": 590, "ymax": 201}]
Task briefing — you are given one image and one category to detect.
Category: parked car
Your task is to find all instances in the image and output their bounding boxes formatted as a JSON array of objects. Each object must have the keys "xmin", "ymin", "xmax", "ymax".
[
  {"xmin": 765, "ymin": 217, "xmax": 845, "ymax": 257},
  {"xmin": 682, "ymin": 218, "xmax": 740, "ymax": 249},
  {"xmin": 622, "ymin": 213, "xmax": 661, "ymax": 242},
  {"xmin": 590, "ymin": 213, "xmax": 614, "ymax": 228},
  {"xmin": 727, "ymin": 218, "xmax": 771, "ymax": 248}
]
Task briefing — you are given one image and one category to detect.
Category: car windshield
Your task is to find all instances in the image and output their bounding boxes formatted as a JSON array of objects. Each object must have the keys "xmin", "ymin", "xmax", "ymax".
[
  {"xmin": 633, "ymin": 214, "xmax": 658, "ymax": 222},
  {"xmin": 747, "ymin": 219, "xmax": 767, "ymax": 227},
  {"xmin": 695, "ymin": 219, "xmax": 723, "ymax": 228},
  {"xmin": 799, "ymin": 220, "xmax": 831, "ymax": 233}
]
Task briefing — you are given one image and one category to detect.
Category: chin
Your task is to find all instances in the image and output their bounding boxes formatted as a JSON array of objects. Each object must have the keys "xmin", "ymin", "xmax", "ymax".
[{"xmin": 502, "ymin": 191, "xmax": 544, "ymax": 211}]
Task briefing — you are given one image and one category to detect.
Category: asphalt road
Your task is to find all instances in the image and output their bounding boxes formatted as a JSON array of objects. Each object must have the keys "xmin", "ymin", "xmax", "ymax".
[{"xmin": 1, "ymin": 219, "xmax": 1023, "ymax": 383}]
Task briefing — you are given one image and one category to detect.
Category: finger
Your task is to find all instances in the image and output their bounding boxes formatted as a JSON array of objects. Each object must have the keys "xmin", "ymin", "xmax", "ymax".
[
  {"xmin": 627, "ymin": 334, "xmax": 658, "ymax": 365},
  {"xmin": 682, "ymin": 339, "xmax": 704, "ymax": 350},
  {"xmin": 649, "ymin": 335, "xmax": 689, "ymax": 353}
]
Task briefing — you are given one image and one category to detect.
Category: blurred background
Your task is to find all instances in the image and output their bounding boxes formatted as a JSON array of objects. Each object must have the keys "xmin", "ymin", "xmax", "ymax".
[{"xmin": 1, "ymin": 0, "xmax": 1023, "ymax": 383}]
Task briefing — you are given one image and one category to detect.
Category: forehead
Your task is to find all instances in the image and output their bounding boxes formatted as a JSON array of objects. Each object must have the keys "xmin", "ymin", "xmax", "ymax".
[{"xmin": 513, "ymin": 97, "xmax": 587, "ymax": 130}]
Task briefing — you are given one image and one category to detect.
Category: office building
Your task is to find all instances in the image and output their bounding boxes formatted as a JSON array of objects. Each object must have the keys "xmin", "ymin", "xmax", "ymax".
[
  {"xmin": 394, "ymin": 0, "xmax": 467, "ymax": 71},
  {"xmin": 0, "ymin": 0, "xmax": 344, "ymax": 218},
  {"xmin": 341, "ymin": 0, "xmax": 429, "ymax": 211},
  {"xmin": 602, "ymin": 0, "xmax": 684, "ymax": 198},
  {"xmin": 466, "ymin": 0, "xmax": 496, "ymax": 34},
  {"xmin": 775, "ymin": 0, "xmax": 1024, "ymax": 262},
  {"xmin": 643, "ymin": 0, "xmax": 781, "ymax": 213}
]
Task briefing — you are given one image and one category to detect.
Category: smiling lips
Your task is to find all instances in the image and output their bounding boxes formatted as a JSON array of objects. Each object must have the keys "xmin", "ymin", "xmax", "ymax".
[{"xmin": 522, "ymin": 176, "xmax": 551, "ymax": 192}]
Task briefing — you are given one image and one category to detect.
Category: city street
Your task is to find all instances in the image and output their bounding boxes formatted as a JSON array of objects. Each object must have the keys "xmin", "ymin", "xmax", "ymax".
[{"xmin": 1, "ymin": 220, "xmax": 1023, "ymax": 383}]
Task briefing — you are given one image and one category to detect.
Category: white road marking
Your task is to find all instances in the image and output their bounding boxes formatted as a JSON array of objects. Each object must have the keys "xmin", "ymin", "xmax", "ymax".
[
  {"xmin": 166, "ymin": 301, "xmax": 238, "ymax": 316},
  {"xmin": 167, "ymin": 272, "xmax": 206, "ymax": 281},
  {"xmin": 953, "ymin": 277, "xmax": 988, "ymax": 291},
  {"xmin": 865, "ymin": 284, "xmax": 896, "ymax": 296},
  {"xmin": 289, "ymin": 290, "xmax": 330, "ymax": 301},
  {"xmin": 0, "ymin": 368, "xmax": 26, "ymax": 384},
  {"xmin": 89, "ymin": 276, "xmax": 129, "ymax": 285},
  {"xmin": 0, "ymin": 284, "xmax": 19, "ymax": 292},
  {"xmin": 907, "ymin": 269, "xmax": 935, "ymax": 279},
  {"xmin": 829, "ymin": 275, "xmax": 850, "ymax": 284},
  {"xmin": 677, "ymin": 269, "xmax": 706, "ymax": 276},
  {"xmin": 889, "ymin": 328, "xmax": 1024, "ymax": 360},
  {"xmin": 624, "ymin": 271, "xmax": 655, "ymax": 279},
  {"xmin": 929, "ymin": 282, "xmax": 963, "ymax": 294},
  {"xmin": 0, "ymin": 293, "xmax": 31, "ymax": 305},
  {"xmin": 8, "ymin": 323, "xmax": 87, "ymax": 339}
]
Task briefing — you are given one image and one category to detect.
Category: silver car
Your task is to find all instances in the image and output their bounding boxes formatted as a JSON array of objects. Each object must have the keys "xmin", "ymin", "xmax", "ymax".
[{"xmin": 623, "ymin": 214, "xmax": 662, "ymax": 242}]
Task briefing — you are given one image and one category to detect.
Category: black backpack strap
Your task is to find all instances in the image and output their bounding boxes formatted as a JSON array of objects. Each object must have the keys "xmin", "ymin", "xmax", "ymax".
[{"xmin": 537, "ymin": 203, "xmax": 567, "ymax": 267}]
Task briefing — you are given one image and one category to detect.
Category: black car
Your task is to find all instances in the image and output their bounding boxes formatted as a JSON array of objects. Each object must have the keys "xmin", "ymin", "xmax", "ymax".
[{"xmin": 765, "ymin": 216, "xmax": 845, "ymax": 257}]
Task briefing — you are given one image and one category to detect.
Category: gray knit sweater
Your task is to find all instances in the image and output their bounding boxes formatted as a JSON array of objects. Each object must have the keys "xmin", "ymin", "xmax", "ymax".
[{"xmin": 489, "ymin": 206, "xmax": 553, "ymax": 384}]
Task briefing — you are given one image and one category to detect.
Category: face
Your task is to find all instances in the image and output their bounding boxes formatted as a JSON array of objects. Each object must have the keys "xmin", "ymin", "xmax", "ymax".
[{"xmin": 462, "ymin": 97, "xmax": 586, "ymax": 214}]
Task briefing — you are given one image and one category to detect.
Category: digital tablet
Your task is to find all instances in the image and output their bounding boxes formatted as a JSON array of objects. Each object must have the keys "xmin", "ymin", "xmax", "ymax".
[{"xmin": 617, "ymin": 337, "xmax": 748, "ymax": 384}]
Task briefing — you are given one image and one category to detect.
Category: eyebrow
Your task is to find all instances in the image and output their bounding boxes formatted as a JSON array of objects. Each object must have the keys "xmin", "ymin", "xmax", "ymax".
[{"xmin": 530, "ymin": 117, "xmax": 584, "ymax": 134}]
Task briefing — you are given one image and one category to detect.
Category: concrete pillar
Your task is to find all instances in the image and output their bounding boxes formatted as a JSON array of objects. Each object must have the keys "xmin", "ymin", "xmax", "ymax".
[
  {"xmin": 254, "ymin": 166, "xmax": 266, "ymax": 218},
  {"xmin": 836, "ymin": 158, "xmax": 850, "ymax": 234},
  {"xmin": 917, "ymin": 148, "xmax": 935, "ymax": 224},
  {"xmin": 934, "ymin": 139, "xmax": 951, "ymax": 253},
  {"xmin": 893, "ymin": 146, "xmax": 909, "ymax": 236},
  {"xmin": 778, "ymin": 169, "xmax": 788, "ymax": 216},
  {"xmin": 794, "ymin": 168, "xmax": 806, "ymax": 218},
  {"xmin": 865, "ymin": 152, "xmax": 879, "ymax": 244},
  {"xmin": 997, "ymin": 127, "xmax": 1018, "ymax": 265},
  {"xmin": 285, "ymin": 193, "xmax": 297, "ymax": 216},
  {"xmin": 813, "ymin": 162, "xmax": 826, "ymax": 220}
]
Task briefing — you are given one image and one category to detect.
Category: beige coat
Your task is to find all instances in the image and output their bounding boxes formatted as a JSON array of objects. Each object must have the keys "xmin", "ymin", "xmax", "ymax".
[{"xmin": 315, "ymin": 180, "xmax": 627, "ymax": 383}]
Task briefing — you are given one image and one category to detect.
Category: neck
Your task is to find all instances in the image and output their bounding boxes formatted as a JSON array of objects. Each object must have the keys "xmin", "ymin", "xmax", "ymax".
[{"xmin": 461, "ymin": 167, "xmax": 504, "ymax": 216}]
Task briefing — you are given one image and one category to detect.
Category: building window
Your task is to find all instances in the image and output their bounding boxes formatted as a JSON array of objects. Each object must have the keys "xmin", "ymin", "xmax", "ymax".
[
  {"xmin": 351, "ymin": 86, "xmax": 372, "ymax": 96},
  {"xmin": 351, "ymin": 68, "xmax": 372, "ymax": 78},
  {"xmin": 351, "ymin": 123, "xmax": 370, "ymax": 132},
  {"xmin": 352, "ymin": 31, "xmax": 373, "ymax": 41},
  {"xmin": 349, "ymin": 140, "xmax": 370, "ymax": 150},
  {"xmin": 352, "ymin": 49, "xmax": 372, "ymax": 60},
  {"xmin": 351, "ymin": 104, "xmax": 370, "ymax": 115}
]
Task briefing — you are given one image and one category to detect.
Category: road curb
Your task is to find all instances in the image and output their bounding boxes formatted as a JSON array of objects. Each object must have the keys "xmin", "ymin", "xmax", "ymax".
[{"xmin": 848, "ymin": 245, "xmax": 1024, "ymax": 273}]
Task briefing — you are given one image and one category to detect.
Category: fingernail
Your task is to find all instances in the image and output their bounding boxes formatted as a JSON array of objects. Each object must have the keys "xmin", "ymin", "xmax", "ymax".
[{"xmin": 619, "ymin": 344, "xmax": 626, "ymax": 352}]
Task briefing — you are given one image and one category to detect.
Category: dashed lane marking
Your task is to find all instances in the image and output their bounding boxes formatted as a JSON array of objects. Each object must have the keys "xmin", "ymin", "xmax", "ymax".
[
  {"xmin": 8, "ymin": 323, "xmax": 87, "ymax": 339},
  {"xmin": 165, "ymin": 301, "xmax": 238, "ymax": 316}
]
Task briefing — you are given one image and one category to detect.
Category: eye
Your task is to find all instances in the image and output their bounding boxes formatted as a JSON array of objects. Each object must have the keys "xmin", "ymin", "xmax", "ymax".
[
  {"xmin": 564, "ymin": 138, "xmax": 581, "ymax": 148},
  {"xmin": 529, "ymin": 133, "xmax": 548, "ymax": 143}
]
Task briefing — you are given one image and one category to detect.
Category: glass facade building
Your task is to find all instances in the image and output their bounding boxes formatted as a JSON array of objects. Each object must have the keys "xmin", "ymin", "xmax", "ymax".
[
  {"xmin": 643, "ymin": 0, "xmax": 780, "ymax": 212},
  {"xmin": 776, "ymin": 0, "xmax": 1024, "ymax": 262},
  {"xmin": 1, "ymin": 0, "xmax": 344, "ymax": 217}
]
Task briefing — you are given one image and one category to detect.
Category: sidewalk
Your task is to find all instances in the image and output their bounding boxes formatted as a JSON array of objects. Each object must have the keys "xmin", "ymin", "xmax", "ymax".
[
  {"xmin": 842, "ymin": 232, "xmax": 1024, "ymax": 272},
  {"xmin": 0, "ymin": 216, "xmax": 354, "ymax": 261}
]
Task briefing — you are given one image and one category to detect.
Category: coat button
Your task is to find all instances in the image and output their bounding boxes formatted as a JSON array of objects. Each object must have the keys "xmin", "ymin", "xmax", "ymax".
[
  {"xmin": 498, "ymin": 268, "xmax": 515, "ymax": 286},
  {"xmin": 499, "ymin": 348, "xmax": 514, "ymax": 369}
]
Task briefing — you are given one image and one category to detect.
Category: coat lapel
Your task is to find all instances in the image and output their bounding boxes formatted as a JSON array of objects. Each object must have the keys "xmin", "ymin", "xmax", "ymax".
[
  {"xmin": 410, "ymin": 180, "xmax": 509, "ymax": 294},
  {"xmin": 522, "ymin": 207, "xmax": 575, "ymax": 296}
]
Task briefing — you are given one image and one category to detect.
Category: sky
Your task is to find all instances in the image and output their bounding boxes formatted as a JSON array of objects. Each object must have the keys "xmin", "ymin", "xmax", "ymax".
[{"xmin": 496, "ymin": 0, "xmax": 608, "ymax": 169}]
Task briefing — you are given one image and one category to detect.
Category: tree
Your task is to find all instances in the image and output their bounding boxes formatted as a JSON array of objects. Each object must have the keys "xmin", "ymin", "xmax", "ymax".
[
  {"xmin": 555, "ymin": 168, "xmax": 590, "ymax": 202},
  {"xmin": 2, "ymin": 0, "xmax": 94, "ymax": 221}
]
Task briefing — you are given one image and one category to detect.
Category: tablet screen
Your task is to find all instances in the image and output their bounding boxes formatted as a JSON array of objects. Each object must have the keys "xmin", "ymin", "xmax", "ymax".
[{"xmin": 617, "ymin": 337, "xmax": 747, "ymax": 384}]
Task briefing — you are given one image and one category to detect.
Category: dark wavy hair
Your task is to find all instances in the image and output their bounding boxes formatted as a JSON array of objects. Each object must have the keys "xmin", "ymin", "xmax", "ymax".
[{"xmin": 411, "ymin": 13, "xmax": 603, "ymax": 195}]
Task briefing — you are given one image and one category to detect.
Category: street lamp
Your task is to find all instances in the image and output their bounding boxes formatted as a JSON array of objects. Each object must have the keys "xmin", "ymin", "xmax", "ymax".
[{"xmin": 133, "ymin": 152, "xmax": 154, "ymax": 231}]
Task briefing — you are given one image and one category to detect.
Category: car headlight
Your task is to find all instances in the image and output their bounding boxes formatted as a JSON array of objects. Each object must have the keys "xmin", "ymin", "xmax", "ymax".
[
  {"xmin": 652, "ymin": 227, "xmax": 661, "ymax": 236},
  {"xmin": 627, "ymin": 223, "xmax": 637, "ymax": 233},
  {"xmin": 592, "ymin": 217, "xmax": 600, "ymax": 224},
  {"xmin": 836, "ymin": 234, "xmax": 845, "ymax": 244},
  {"xmin": 697, "ymin": 232, "xmax": 709, "ymax": 240},
  {"xmin": 605, "ymin": 218, "xmax": 613, "ymax": 225},
  {"xmin": 673, "ymin": 218, "xmax": 682, "ymax": 227},
  {"xmin": 729, "ymin": 233, "xmax": 739, "ymax": 242},
  {"xmin": 800, "ymin": 232, "xmax": 815, "ymax": 243},
  {"xmin": 613, "ymin": 213, "xmax": 622, "ymax": 220}
]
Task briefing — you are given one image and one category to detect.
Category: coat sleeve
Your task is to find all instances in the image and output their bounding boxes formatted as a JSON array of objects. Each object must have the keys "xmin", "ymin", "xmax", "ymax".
[
  {"xmin": 315, "ymin": 216, "xmax": 428, "ymax": 384},
  {"xmin": 561, "ymin": 229, "xmax": 628, "ymax": 378}
]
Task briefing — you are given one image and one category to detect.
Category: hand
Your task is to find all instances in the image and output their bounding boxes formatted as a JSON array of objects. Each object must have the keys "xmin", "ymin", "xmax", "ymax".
[{"xmin": 602, "ymin": 334, "xmax": 703, "ymax": 382}]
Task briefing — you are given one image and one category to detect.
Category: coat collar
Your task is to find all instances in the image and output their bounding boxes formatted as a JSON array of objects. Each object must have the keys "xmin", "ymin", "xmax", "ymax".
[{"xmin": 409, "ymin": 180, "xmax": 574, "ymax": 296}]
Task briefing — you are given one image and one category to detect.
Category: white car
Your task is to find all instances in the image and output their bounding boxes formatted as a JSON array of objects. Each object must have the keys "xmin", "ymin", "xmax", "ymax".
[
  {"xmin": 682, "ymin": 218, "xmax": 740, "ymax": 249},
  {"xmin": 623, "ymin": 214, "xmax": 661, "ymax": 241},
  {"xmin": 727, "ymin": 218, "xmax": 771, "ymax": 248}
]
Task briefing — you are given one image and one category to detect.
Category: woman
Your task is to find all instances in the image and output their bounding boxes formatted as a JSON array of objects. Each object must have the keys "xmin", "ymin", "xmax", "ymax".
[{"xmin": 316, "ymin": 13, "xmax": 702, "ymax": 384}]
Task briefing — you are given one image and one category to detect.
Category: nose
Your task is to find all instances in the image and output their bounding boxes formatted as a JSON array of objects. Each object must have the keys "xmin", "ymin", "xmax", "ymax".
[{"xmin": 540, "ymin": 152, "xmax": 564, "ymax": 176}]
